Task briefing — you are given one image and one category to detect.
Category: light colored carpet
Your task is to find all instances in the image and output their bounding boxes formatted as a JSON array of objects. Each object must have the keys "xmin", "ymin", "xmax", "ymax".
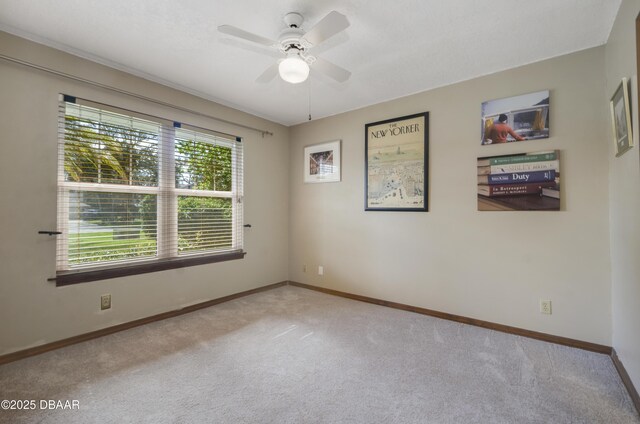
[{"xmin": 0, "ymin": 285, "xmax": 638, "ymax": 424}]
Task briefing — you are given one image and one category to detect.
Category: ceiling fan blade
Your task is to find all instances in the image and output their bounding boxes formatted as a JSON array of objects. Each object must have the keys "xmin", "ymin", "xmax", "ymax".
[
  {"xmin": 302, "ymin": 11, "xmax": 350, "ymax": 46},
  {"xmin": 218, "ymin": 25, "xmax": 276, "ymax": 47},
  {"xmin": 312, "ymin": 57, "xmax": 351, "ymax": 83},
  {"xmin": 256, "ymin": 63, "xmax": 279, "ymax": 83}
]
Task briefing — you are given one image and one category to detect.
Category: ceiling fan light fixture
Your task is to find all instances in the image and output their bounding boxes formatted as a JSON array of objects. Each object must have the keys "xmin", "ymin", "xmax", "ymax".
[
  {"xmin": 279, "ymin": 53, "xmax": 309, "ymax": 84},
  {"xmin": 219, "ymin": 11, "xmax": 350, "ymax": 84}
]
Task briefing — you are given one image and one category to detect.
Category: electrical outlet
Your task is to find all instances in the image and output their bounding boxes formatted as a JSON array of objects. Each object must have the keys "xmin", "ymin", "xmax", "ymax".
[
  {"xmin": 318, "ymin": 265, "xmax": 324, "ymax": 276},
  {"xmin": 101, "ymin": 294, "xmax": 111, "ymax": 310},
  {"xmin": 303, "ymin": 264, "xmax": 307, "ymax": 273},
  {"xmin": 540, "ymin": 299, "xmax": 552, "ymax": 315}
]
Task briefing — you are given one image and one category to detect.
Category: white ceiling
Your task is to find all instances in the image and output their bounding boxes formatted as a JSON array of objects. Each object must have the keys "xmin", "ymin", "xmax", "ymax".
[{"xmin": 0, "ymin": 0, "xmax": 622, "ymax": 126}]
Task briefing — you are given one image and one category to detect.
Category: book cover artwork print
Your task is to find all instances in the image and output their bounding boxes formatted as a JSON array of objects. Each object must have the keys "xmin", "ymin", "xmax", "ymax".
[{"xmin": 477, "ymin": 150, "xmax": 559, "ymax": 211}]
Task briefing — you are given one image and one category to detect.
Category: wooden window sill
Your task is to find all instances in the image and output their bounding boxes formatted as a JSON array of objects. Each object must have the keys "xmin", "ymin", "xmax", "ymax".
[{"xmin": 55, "ymin": 251, "xmax": 246, "ymax": 286}]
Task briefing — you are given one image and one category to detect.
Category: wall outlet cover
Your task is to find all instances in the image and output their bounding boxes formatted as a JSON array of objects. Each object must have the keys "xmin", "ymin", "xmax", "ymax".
[
  {"xmin": 101, "ymin": 294, "xmax": 112, "ymax": 310},
  {"xmin": 540, "ymin": 299, "xmax": 552, "ymax": 315}
]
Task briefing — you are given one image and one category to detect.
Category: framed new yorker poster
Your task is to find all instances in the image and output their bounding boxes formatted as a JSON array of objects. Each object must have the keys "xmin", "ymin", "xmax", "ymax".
[{"xmin": 365, "ymin": 112, "xmax": 428, "ymax": 211}]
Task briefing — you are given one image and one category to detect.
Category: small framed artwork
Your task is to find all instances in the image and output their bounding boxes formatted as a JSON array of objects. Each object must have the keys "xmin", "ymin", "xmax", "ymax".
[
  {"xmin": 365, "ymin": 112, "xmax": 428, "ymax": 211},
  {"xmin": 481, "ymin": 90, "xmax": 549, "ymax": 145},
  {"xmin": 610, "ymin": 77, "xmax": 634, "ymax": 157},
  {"xmin": 304, "ymin": 140, "xmax": 341, "ymax": 183}
]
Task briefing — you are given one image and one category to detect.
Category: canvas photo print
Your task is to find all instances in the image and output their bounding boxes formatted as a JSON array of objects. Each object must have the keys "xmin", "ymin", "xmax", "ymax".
[
  {"xmin": 477, "ymin": 150, "xmax": 559, "ymax": 211},
  {"xmin": 481, "ymin": 90, "xmax": 549, "ymax": 145}
]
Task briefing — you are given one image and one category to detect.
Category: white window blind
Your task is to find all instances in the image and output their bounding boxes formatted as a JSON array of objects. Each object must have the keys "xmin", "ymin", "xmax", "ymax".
[
  {"xmin": 173, "ymin": 127, "xmax": 243, "ymax": 256},
  {"xmin": 56, "ymin": 96, "xmax": 243, "ymax": 272}
]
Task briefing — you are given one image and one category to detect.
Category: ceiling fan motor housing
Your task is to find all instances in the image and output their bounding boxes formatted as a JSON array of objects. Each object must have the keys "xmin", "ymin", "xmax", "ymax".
[{"xmin": 279, "ymin": 12, "xmax": 311, "ymax": 54}]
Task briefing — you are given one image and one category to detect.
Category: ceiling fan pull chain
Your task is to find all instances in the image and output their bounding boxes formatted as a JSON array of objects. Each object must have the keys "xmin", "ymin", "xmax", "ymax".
[{"xmin": 308, "ymin": 78, "xmax": 312, "ymax": 121}]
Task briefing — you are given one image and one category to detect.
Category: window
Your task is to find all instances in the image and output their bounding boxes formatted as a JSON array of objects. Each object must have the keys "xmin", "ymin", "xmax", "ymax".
[{"xmin": 56, "ymin": 96, "xmax": 244, "ymax": 284}]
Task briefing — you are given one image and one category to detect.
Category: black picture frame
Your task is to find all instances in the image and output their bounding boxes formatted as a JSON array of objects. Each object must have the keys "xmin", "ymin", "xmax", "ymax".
[{"xmin": 365, "ymin": 112, "xmax": 429, "ymax": 211}]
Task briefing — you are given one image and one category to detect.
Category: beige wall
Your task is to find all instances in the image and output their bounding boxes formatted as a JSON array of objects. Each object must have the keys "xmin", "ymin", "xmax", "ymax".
[
  {"xmin": 289, "ymin": 47, "xmax": 612, "ymax": 345},
  {"xmin": 3, "ymin": 12, "xmax": 638, "ymax": 366},
  {"xmin": 605, "ymin": 0, "xmax": 640, "ymax": 392},
  {"xmin": 0, "ymin": 32, "xmax": 290, "ymax": 355}
]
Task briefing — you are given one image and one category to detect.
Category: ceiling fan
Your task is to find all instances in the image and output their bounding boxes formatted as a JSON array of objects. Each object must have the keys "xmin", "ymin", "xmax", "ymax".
[{"xmin": 218, "ymin": 11, "xmax": 351, "ymax": 84}]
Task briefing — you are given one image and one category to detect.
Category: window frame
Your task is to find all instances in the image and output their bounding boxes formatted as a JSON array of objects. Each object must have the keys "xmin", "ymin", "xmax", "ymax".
[{"xmin": 55, "ymin": 96, "xmax": 245, "ymax": 286}]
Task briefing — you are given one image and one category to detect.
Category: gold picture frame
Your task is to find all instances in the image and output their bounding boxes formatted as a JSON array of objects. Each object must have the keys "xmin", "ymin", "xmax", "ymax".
[{"xmin": 610, "ymin": 77, "xmax": 634, "ymax": 157}]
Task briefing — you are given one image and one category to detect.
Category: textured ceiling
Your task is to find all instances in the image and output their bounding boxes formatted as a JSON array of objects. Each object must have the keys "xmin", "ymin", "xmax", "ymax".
[{"xmin": 0, "ymin": 0, "xmax": 622, "ymax": 126}]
